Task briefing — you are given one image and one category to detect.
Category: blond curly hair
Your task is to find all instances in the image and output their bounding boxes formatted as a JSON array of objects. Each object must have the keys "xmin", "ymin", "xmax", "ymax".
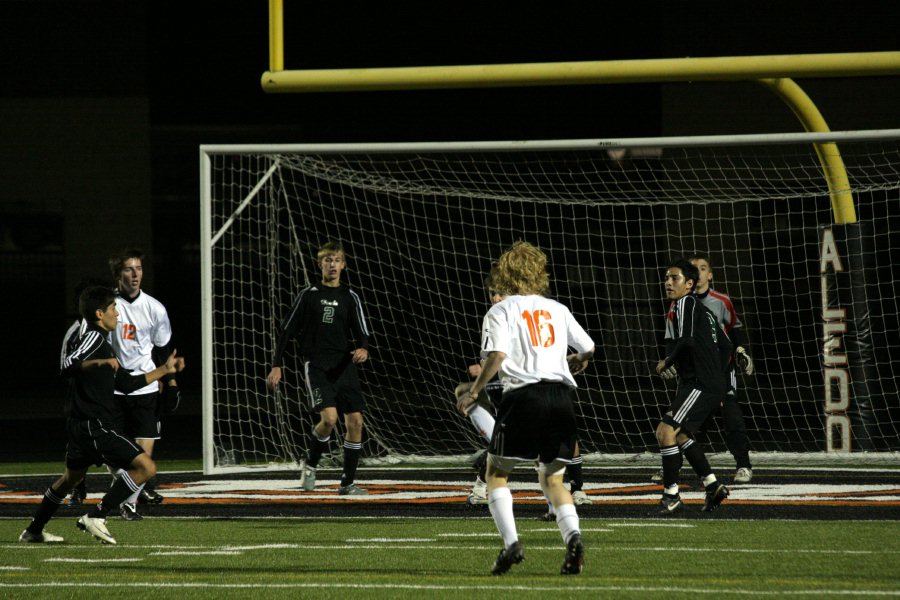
[{"xmin": 490, "ymin": 241, "xmax": 549, "ymax": 297}]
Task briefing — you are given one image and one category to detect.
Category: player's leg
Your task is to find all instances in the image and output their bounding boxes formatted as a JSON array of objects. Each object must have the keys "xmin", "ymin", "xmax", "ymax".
[
  {"xmin": 485, "ymin": 389, "xmax": 531, "ymax": 575},
  {"xmin": 338, "ymin": 411, "xmax": 366, "ymax": 495},
  {"xmin": 457, "ymin": 383, "xmax": 494, "ymax": 505},
  {"xmin": 670, "ymin": 390, "xmax": 730, "ymax": 512},
  {"xmin": 567, "ymin": 442, "xmax": 591, "ymax": 505},
  {"xmin": 299, "ymin": 364, "xmax": 339, "ymax": 491},
  {"xmin": 655, "ymin": 418, "xmax": 684, "ymax": 514},
  {"xmin": 21, "ymin": 465, "xmax": 87, "ymax": 543},
  {"xmin": 336, "ymin": 364, "xmax": 367, "ymax": 495},
  {"xmin": 537, "ymin": 383, "xmax": 584, "ymax": 575},
  {"xmin": 118, "ymin": 393, "xmax": 162, "ymax": 518},
  {"xmin": 79, "ymin": 431, "xmax": 154, "ymax": 544},
  {"xmin": 721, "ymin": 392, "xmax": 753, "ymax": 482},
  {"xmin": 486, "ymin": 459, "xmax": 524, "ymax": 574}
]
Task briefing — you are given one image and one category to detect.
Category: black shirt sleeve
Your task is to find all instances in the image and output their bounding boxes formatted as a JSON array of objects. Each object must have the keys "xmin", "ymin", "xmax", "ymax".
[
  {"xmin": 114, "ymin": 367, "xmax": 153, "ymax": 394},
  {"xmin": 347, "ymin": 289, "xmax": 370, "ymax": 351},
  {"xmin": 272, "ymin": 289, "xmax": 307, "ymax": 368}
]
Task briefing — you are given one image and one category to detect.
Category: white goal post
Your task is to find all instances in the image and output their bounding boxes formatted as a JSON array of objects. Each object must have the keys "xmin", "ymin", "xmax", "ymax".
[{"xmin": 200, "ymin": 130, "xmax": 900, "ymax": 474}]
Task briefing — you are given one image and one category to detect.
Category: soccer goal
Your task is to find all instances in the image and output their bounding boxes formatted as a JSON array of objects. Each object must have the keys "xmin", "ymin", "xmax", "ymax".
[{"xmin": 200, "ymin": 131, "xmax": 900, "ymax": 473}]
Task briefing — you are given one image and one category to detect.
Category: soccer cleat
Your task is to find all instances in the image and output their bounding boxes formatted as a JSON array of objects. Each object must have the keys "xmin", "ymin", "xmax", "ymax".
[
  {"xmin": 572, "ymin": 490, "xmax": 593, "ymax": 505},
  {"xmin": 560, "ymin": 533, "xmax": 584, "ymax": 575},
  {"xmin": 702, "ymin": 483, "xmax": 730, "ymax": 512},
  {"xmin": 338, "ymin": 483, "xmax": 368, "ymax": 496},
  {"xmin": 491, "ymin": 541, "xmax": 525, "ymax": 575},
  {"xmin": 734, "ymin": 467, "xmax": 753, "ymax": 483},
  {"xmin": 658, "ymin": 493, "xmax": 684, "ymax": 516},
  {"xmin": 538, "ymin": 510, "xmax": 556, "ymax": 522},
  {"xmin": 467, "ymin": 479, "xmax": 488, "ymax": 505},
  {"xmin": 138, "ymin": 487, "xmax": 164, "ymax": 505},
  {"xmin": 650, "ymin": 468, "xmax": 663, "ymax": 483},
  {"xmin": 19, "ymin": 529, "xmax": 64, "ymax": 543},
  {"xmin": 299, "ymin": 462, "xmax": 317, "ymax": 492},
  {"xmin": 119, "ymin": 502, "xmax": 143, "ymax": 521},
  {"xmin": 77, "ymin": 514, "xmax": 117, "ymax": 545}
]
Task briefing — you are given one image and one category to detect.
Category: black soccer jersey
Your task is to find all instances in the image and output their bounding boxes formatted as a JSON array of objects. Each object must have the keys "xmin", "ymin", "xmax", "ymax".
[
  {"xmin": 60, "ymin": 323, "xmax": 154, "ymax": 424},
  {"xmin": 272, "ymin": 283, "xmax": 370, "ymax": 371},
  {"xmin": 662, "ymin": 294, "xmax": 732, "ymax": 394}
]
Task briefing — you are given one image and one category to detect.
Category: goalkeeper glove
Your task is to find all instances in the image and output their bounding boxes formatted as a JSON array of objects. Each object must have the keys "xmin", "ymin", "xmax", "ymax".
[
  {"xmin": 162, "ymin": 384, "xmax": 182, "ymax": 415},
  {"xmin": 735, "ymin": 346, "xmax": 754, "ymax": 376},
  {"xmin": 659, "ymin": 364, "xmax": 678, "ymax": 380}
]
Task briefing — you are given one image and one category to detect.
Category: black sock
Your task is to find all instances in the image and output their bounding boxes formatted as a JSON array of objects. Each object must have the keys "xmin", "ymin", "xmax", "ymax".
[
  {"xmin": 340, "ymin": 441, "xmax": 362, "ymax": 487},
  {"xmin": 27, "ymin": 486, "xmax": 66, "ymax": 533},
  {"xmin": 680, "ymin": 438, "xmax": 712, "ymax": 480},
  {"xmin": 660, "ymin": 444, "xmax": 682, "ymax": 489},
  {"xmin": 90, "ymin": 473, "xmax": 138, "ymax": 518},
  {"xmin": 306, "ymin": 431, "xmax": 330, "ymax": 469},
  {"xmin": 567, "ymin": 456, "xmax": 584, "ymax": 493}
]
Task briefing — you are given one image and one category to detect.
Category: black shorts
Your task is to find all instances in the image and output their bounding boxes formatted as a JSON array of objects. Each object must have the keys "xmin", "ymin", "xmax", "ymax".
[
  {"xmin": 488, "ymin": 382, "xmax": 577, "ymax": 465},
  {"xmin": 65, "ymin": 418, "xmax": 144, "ymax": 471},
  {"xmin": 117, "ymin": 392, "xmax": 161, "ymax": 440},
  {"xmin": 304, "ymin": 361, "xmax": 365, "ymax": 414},
  {"xmin": 662, "ymin": 385, "xmax": 723, "ymax": 434}
]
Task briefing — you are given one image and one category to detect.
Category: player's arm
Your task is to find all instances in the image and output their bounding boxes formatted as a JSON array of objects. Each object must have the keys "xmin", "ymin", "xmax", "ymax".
[
  {"xmin": 116, "ymin": 350, "xmax": 185, "ymax": 394},
  {"xmin": 567, "ymin": 346, "xmax": 595, "ymax": 374},
  {"xmin": 658, "ymin": 339, "xmax": 678, "ymax": 379},
  {"xmin": 728, "ymin": 323, "xmax": 754, "ymax": 375},
  {"xmin": 267, "ymin": 291, "xmax": 306, "ymax": 389},
  {"xmin": 348, "ymin": 289, "xmax": 370, "ymax": 364},
  {"xmin": 566, "ymin": 312, "xmax": 596, "ymax": 374},
  {"xmin": 61, "ymin": 331, "xmax": 108, "ymax": 377},
  {"xmin": 152, "ymin": 341, "xmax": 183, "ymax": 411},
  {"xmin": 458, "ymin": 351, "xmax": 504, "ymax": 415},
  {"xmin": 656, "ymin": 298, "xmax": 696, "ymax": 374}
]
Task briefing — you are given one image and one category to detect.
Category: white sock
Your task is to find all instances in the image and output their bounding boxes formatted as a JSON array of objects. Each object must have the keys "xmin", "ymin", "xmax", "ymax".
[
  {"xmin": 555, "ymin": 503, "xmax": 580, "ymax": 544},
  {"xmin": 702, "ymin": 474, "xmax": 717, "ymax": 487},
  {"xmin": 488, "ymin": 487, "xmax": 518, "ymax": 547},
  {"xmin": 468, "ymin": 406, "xmax": 495, "ymax": 443},
  {"xmin": 123, "ymin": 483, "xmax": 145, "ymax": 507},
  {"xmin": 665, "ymin": 484, "xmax": 679, "ymax": 496}
]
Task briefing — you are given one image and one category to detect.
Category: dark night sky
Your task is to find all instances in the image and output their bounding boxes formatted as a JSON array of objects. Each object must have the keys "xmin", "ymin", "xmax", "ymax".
[{"xmin": 1, "ymin": 0, "xmax": 898, "ymax": 428}]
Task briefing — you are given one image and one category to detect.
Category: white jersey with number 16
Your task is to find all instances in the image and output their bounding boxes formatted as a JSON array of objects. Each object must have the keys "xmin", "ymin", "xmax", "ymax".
[{"xmin": 480, "ymin": 294, "xmax": 594, "ymax": 393}]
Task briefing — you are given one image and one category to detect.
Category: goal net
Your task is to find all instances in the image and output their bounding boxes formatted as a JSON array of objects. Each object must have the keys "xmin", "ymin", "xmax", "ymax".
[{"xmin": 200, "ymin": 131, "xmax": 900, "ymax": 473}]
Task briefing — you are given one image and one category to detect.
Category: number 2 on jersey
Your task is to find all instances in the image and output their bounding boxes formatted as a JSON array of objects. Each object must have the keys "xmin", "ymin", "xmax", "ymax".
[
  {"xmin": 521, "ymin": 310, "xmax": 555, "ymax": 347},
  {"xmin": 122, "ymin": 323, "xmax": 136, "ymax": 341}
]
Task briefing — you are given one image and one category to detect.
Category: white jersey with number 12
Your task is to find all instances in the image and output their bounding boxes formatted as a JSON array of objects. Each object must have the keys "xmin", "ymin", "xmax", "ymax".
[{"xmin": 111, "ymin": 291, "xmax": 172, "ymax": 396}]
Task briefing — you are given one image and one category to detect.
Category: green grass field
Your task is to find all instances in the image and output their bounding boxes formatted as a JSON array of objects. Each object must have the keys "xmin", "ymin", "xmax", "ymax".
[{"xmin": 1, "ymin": 516, "xmax": 898, "ymax": 599}]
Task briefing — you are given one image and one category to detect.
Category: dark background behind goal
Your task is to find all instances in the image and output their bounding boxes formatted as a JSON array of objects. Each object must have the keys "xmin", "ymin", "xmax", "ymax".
[{"xmin": 1, "ymin": 1, "xmax": 898, "ymax": 458}]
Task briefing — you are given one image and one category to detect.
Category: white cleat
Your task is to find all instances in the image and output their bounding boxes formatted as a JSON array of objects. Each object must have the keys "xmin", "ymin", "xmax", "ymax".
[
  {"xmin": 572, "ymin": 490, "xmax": 593, "ymax": 505},
  {"xmin": 77, "ymin": 514, "xmax": 117, "ymax": 545},
  {"xmin": 19, "ymin": 529, "xmax": 64, "ymax": 543},
  {"xmin": 299, "ymin": 462, "xmax": 317, "ymax": 492},
  {"xmin": 734, "ymin": 467, "xmax": 753, "ymax": 483}
]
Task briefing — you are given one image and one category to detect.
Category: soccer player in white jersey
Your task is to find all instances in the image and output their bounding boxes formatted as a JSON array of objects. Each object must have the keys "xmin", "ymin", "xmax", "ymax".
[
  {"xmin": 108, "ymin": 249, "xmax": 180, "ymax": 518},
  {"xmin": 459, "ymin": 242, "xmax": 595, "ymax": 576},
  {"xmin": 457, "ymin": 281, "xmax": 593, "ymax": 509}
]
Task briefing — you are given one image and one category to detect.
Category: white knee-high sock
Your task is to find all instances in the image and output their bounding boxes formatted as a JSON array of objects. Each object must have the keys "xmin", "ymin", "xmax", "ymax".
[
  {"xmin": 123, "ymin": 484, "xmax": 145, "ymax": 506},
  {"xmin": 468, "ymin": 406, "xmax": 495, "ymax": 443},
  {"xmin": 488, "ymin": 487, "xmax": 518, "ymax": 547},
  {"xmin": 555, "ymin": 503, "xmax": 580, "ymax": 544}
]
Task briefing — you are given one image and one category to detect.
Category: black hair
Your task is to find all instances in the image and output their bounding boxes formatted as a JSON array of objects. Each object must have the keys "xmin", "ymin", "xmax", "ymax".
[
  {"xmin": 78, "ymin": 285, "xmax": 117, "ymax": 322},
  {"xmin": 670, "ymin": 258, "xmax": 699, "ymax": 291}
]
